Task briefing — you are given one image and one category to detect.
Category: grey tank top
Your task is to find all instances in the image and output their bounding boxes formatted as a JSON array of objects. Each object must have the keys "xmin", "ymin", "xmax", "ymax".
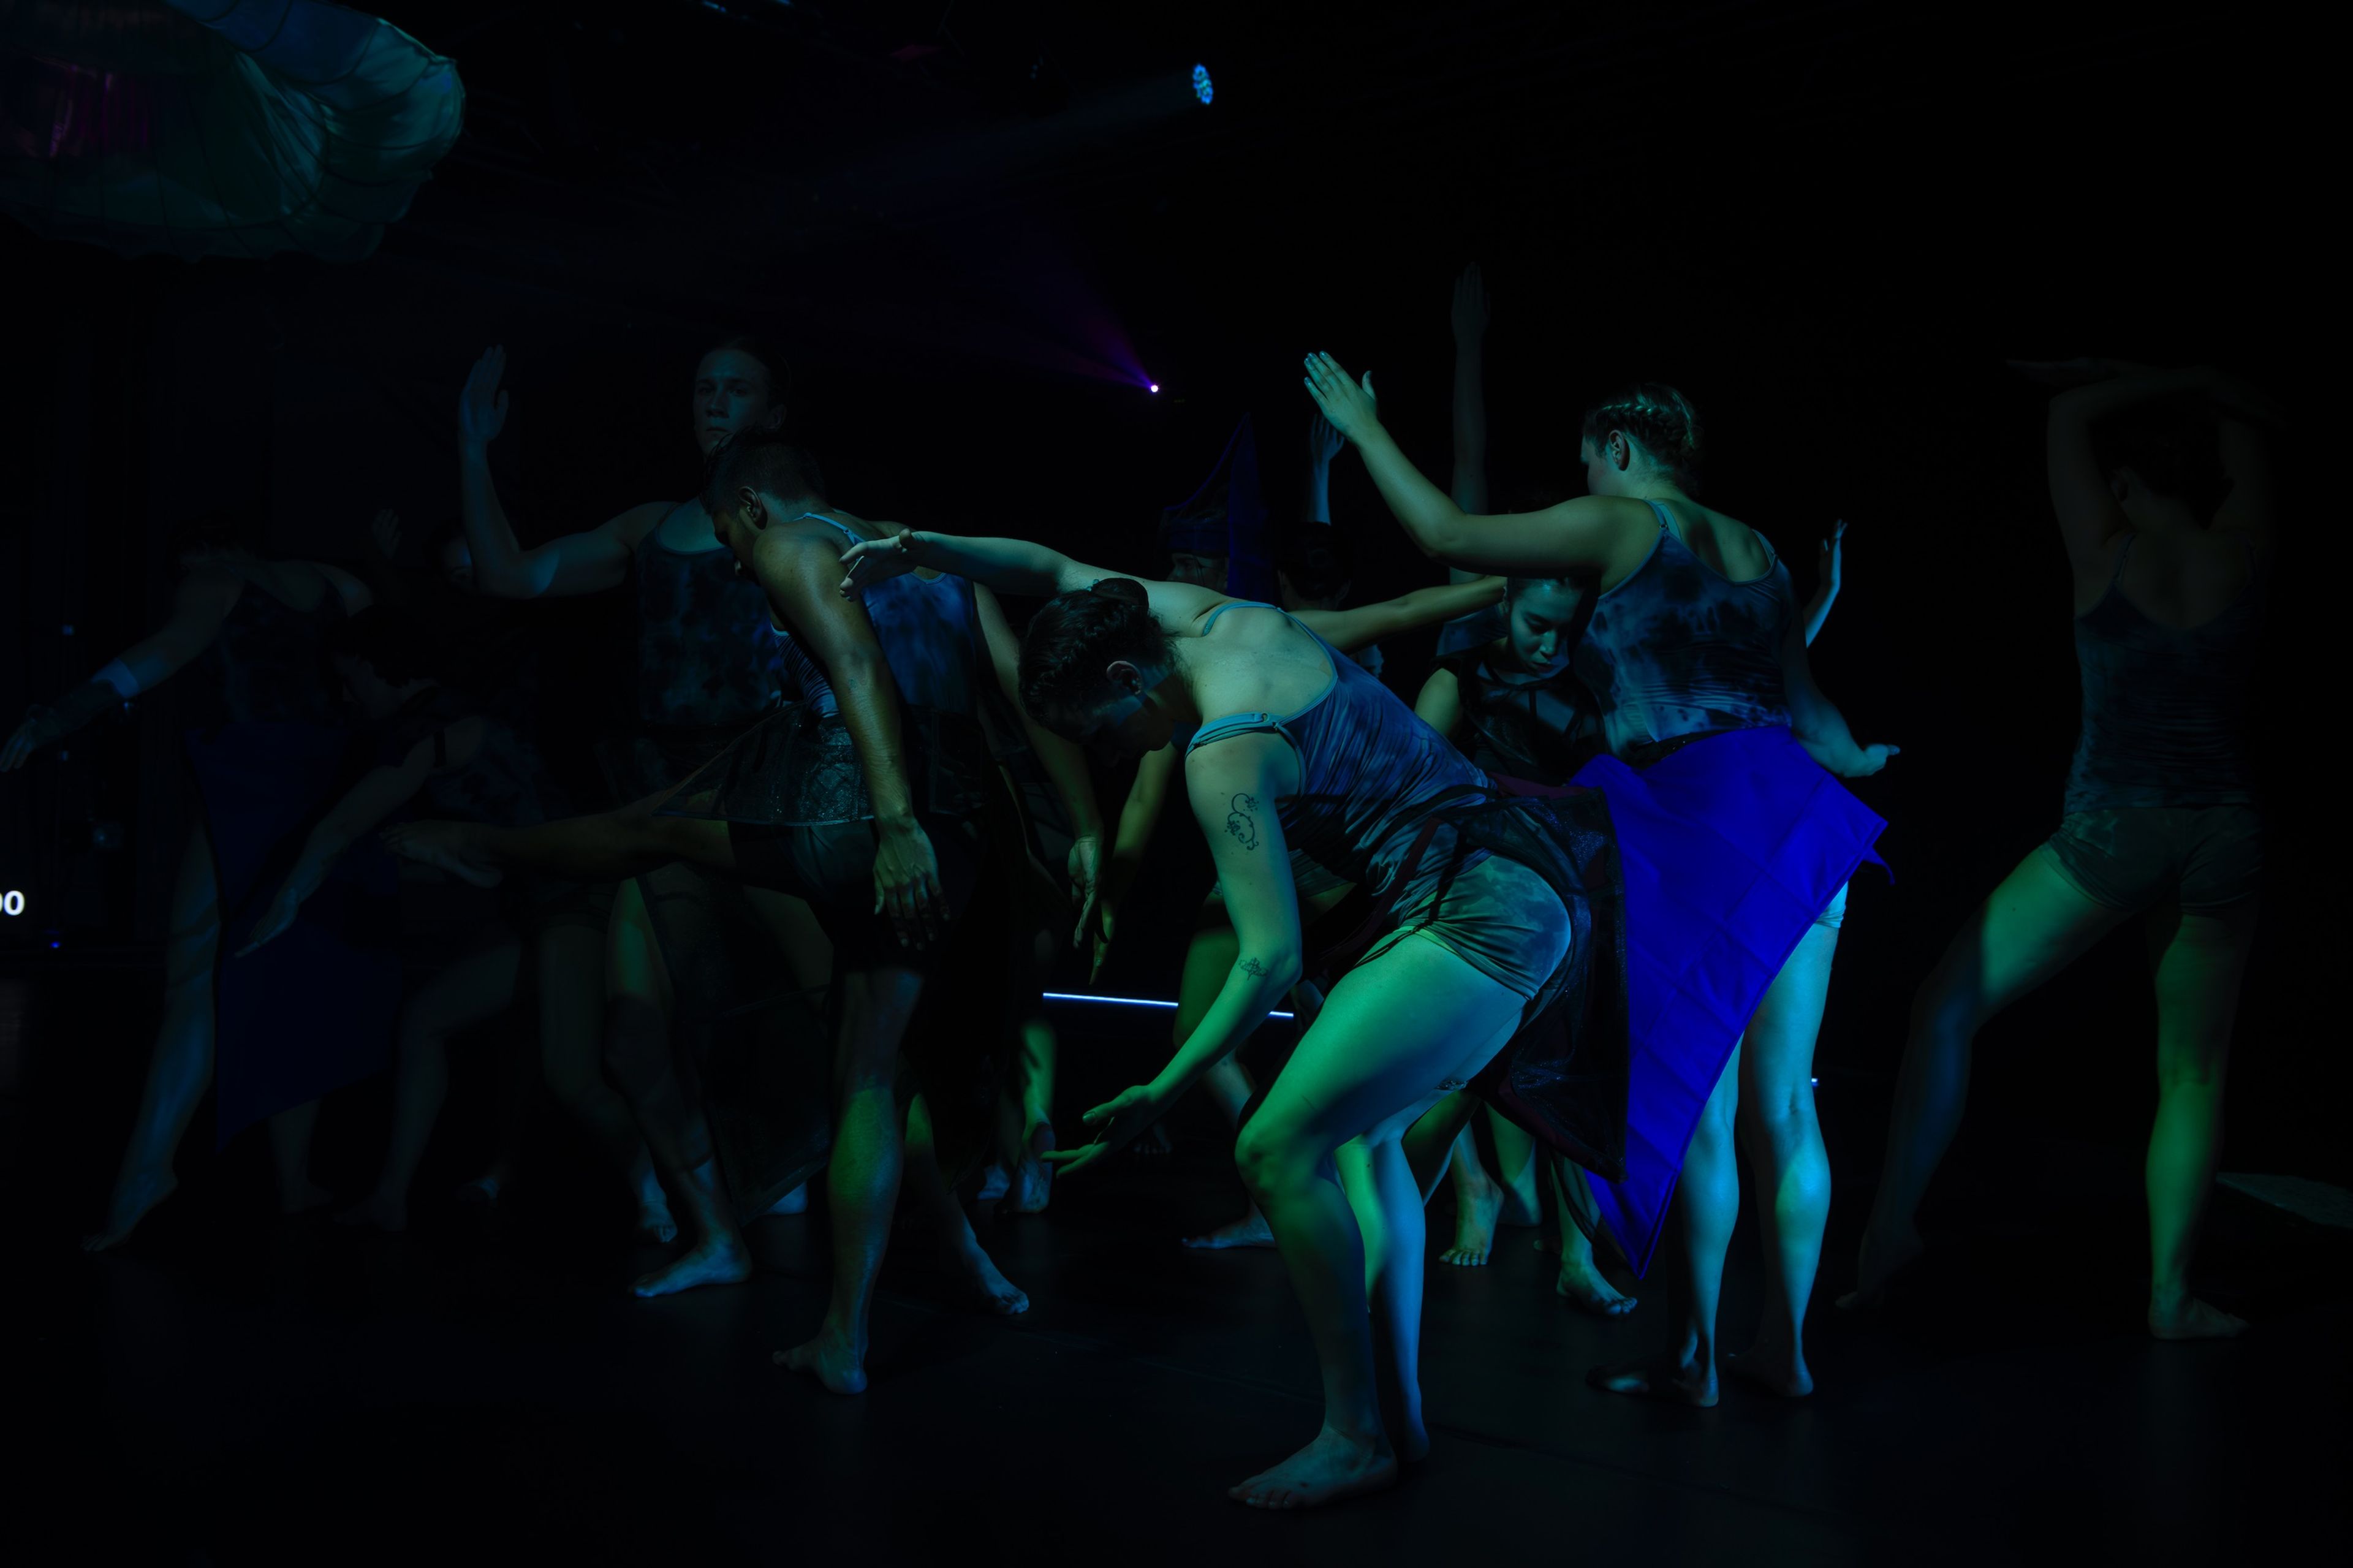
[
  {"xmin": 1571, "ymin": 500, "xmax": 1794, "ymax": 756},
  {"xmin": 2065, "ymin": 534, "xmax": 2260, "ymax": 813}
]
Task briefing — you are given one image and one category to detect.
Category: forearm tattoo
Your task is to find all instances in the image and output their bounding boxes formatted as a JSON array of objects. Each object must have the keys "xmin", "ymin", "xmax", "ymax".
[
  {"xmin": 1239, "ymin": 956, "xmax": 1267, "ymax": 979},
  {"xmin": 1225, "ymin": 792, "xmax": 1261, "ymax": 850}
]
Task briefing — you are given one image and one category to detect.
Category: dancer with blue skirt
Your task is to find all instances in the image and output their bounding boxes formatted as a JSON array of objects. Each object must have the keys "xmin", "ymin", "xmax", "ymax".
[{"xmin": 1305, "ymin": 357, "xmax": 1893, "ymax": 1406}]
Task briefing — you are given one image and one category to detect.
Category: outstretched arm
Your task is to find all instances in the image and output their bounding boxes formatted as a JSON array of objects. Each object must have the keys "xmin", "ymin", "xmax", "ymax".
[
  {"xmin": 1048, "ymin": 734, "xmax": 1303, "ymax": 1177},
  {"xmin": 977, "ymin": 583, "xmax": 1105, "ymax": 941},
  {"xmin": 1293, "ymin": 577, "xmax": 1505, "ymax": 654},
  {"xmin": 2, "ymin": 569, "xmax": 241, "ymax": 771},
  {"xmin": 455, "ymin": 346, "xmax": 650, "ymax": 599},
  {"xmin": 1302, "ymin": 354, "xmax": 1642, "ymax": 578},
  {"xmin": 1306, "ymin": 414, "xmax": 1344, "ymax": 525},
  {"xmin": 839, "ymin": 529, "xmax": 1225, "ymax": 629},
  {"xmin": 1802, "ymin": 520, "xmax": 1846, "ymax": 646},
  {"xmin": 241, "ymin": 721, "xmax": 483, "ymax": 953},
  {"xmin": 1780, "ymin": 618, "xmax": 1895, "ymax": 779}
]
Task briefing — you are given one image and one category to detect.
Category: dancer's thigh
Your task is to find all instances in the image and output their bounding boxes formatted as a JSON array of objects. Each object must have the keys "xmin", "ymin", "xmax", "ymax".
[
  {"xmin": 745, "ymin": 888, "xmax": 833, "ymax": 993},
  {"xmin": 1246, "ymin": 937, "xmax": 1525, "ymax": 1165},
  {"xmin": 1922, "ymin": 849, "xmax": 2132, "ymax": 1025},
  {"xmin": 604, "ymin": 879, "xmax": 674, "ymax": 1014},
  {"xmin": 1741, "ymin": 920, "xmax": 1840, "ymax": 1119},
  {"xmin": 165, "ymin": 820, "xmax": 222, "ymax": 984},
  {"xmin": 2145, "ymin": 897, "xmax": 2259, "ymax": 1078}
]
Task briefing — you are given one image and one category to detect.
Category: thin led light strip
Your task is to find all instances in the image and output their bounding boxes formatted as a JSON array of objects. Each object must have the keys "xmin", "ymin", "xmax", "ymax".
[{"xmin": 1044, "ymin": 991, "xmax": 1293, "ymax": 1020}]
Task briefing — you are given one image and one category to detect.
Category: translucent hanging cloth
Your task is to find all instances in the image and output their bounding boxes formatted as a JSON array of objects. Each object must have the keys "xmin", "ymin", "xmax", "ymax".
[{"xmin": 0, "ymin": 1, "xmax": 461, "ymax": 259}]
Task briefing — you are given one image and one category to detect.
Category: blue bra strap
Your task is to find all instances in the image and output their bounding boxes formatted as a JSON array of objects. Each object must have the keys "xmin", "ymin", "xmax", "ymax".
[
  {"xmin": 1186, "ymin": 711, "xmax": 1300, "ymax": 756},
  {"xmin": 1199, "ymin": 598, "xmax": 1281, "ymax": 632},
  {"xmin": 1645, "ymin": 499, "xmax": 1674, "ymax": 532}
]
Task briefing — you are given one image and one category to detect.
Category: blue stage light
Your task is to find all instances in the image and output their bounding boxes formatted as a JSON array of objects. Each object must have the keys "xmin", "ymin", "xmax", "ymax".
[{"xmin": 1191, "ymin": 64, "xmax": 1213, "ymax": 105}]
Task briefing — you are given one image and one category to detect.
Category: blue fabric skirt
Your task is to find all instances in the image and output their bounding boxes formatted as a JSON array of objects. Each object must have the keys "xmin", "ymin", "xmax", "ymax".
[{"xmin": 1569, "ymin": 726, "xmax": 1885, "ymax": 1276}]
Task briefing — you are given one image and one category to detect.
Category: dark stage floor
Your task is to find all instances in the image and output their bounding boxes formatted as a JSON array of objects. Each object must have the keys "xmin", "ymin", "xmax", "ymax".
[{"xmin": 10, "ymin": 985, "xmax": 2351, "ymax": 1564}]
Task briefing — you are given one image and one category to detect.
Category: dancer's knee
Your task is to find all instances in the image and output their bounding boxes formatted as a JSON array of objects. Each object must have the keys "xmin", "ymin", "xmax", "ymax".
[{"xmin": 1233, "ymin": 1118, "xmax": 1317, "ymax": 1200}]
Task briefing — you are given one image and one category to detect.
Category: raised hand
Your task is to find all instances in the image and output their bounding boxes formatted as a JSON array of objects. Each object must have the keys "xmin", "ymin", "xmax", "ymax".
[
  {"xmin": 838, "ymin": 528, "xmax": 920, "ymax": 598},
  {"xmin": 370, "ymin": 507, "xmax": 403, "ymax": 562},
  {"xmin": 1302, "ymin": 354, "xmax": 1380, "ymax": 444},
  {"xmin": 458, "ymin": 346, "xmax": 512, "ymax": 449},
  {"xmin": 1817, "ymin": 518, "xmax": 1846, "ymax": 595},
  {"xmin": 1041, "ymin": 1082, "xmax": 1170, "ymax": 1179},
  {"xmin": 1451, "ymin": 263, "xmax": 1490, "ymax": 344},
  {"xmin": 1308, "ymin": 412, "xmax": 1346, "ymax": 468}
]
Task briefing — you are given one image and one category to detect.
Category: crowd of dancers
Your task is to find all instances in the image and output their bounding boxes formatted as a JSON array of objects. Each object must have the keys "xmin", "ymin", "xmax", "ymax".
[{"xmin": 5, "ymin": 274, "xmax": 2273, "ymax": 1510}]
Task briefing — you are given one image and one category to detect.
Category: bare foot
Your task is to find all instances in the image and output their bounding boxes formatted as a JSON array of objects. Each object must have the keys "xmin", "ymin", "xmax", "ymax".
[
  {"xmin": 1723, "ymin": 1344, "xmax": 1813, "ymax": 1397},
  {"xmin": 776, "ymin": 1329, "xmax": 868, "ymax": 1394},
  {"xmin": 1007, "ymin": 1157, "xmax": 1051, "ymax": 1214},
  {"xmin": 1229, "ymin": 1427, "xmax": 1399, "ymax": 1510},
  {"xmin": 1441, "ymin": 1176, "xmax": 1502, "ymax": 1266},
  {"xmin": 280, "ymin": 1179, "xmax": 335, "ymax": 1218},
  {"xmin": 974, "ymin": 1162, "xmax": 1012, "ymax": 1204},
  {"xmin": 1837, "ymin": 1222, "xmax": 1923, "ymax": 1311},
  {"xmin": 1183, "ymin": 1210, "xmax": 1275, "ymax": 1249},
  {"xmin": 943, "ymin": 1235, "xmax": 1029, "ymax": 1315},
  {"xmin": 454, "ymin": 1173, "xmax": 502, "ymax": 1208},
  {"xmin": 336, "ymin": 1189, "xmax": 409, "ymax": 1233},
  {"xmin": 634, "ymin": 1170, "xmax": 679, "ymax": 1243},
  {"xmin": 1588, "ymin": 1353, "xmax": 1718, "ymax": 1407},
  {"xmin": 82, "ymin": 1169, "xmax": 178, "ymax": 1252},
  {"xmin": 1554, "ymin": 1247, "xmax": 1637, "ymax": 1317},
  {"xmin": 759, "ymin": 1184, "xmax": 808, "ymax": 1218},
  {"xmin": 2149, "ymin": 1295, "xmax": 2248, "ymax": 1341},
  {"xmin": 632, "ymin": 1232, "xmax": 752, "ymax": 1298}
]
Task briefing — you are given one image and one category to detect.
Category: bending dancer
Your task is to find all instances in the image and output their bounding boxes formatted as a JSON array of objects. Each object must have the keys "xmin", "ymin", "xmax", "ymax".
[
  {"xmin": 1844, "ymin": 364, "xmax": 2272, "ymax": 1339},
  {"xmin": 1306, "ymin": 358, "xmax": 1892, "ymax": 1406},
  {"xmin": 391, "ymin": 430, "xmax": 1097, "ymax": 1390},
  {"xmin": 5, "ymin": 512, "xmax": 376, "ymax": 1248},
  {"xmin": 1092, "ymin": 574, "xmax": 1509, "ymax": 1251},
  {"xmin": 838, "ymin": 526, "xmax": 1620, "ymax": 1509},
  {"xmin": 453, "ymin": 341, "xmax": 826, "ymax": 1288}
]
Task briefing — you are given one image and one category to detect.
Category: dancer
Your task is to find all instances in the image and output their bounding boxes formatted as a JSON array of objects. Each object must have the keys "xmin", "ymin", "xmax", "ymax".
[
  {"xmin": 390, "ymin": 429, "xmax": 1099, "ymax": 1389},
  {"xmin": 1090, "ymin": 575, "xmax": 1510, "ymax": 1252},
  {"xmin": 1305, "ymin": 357, "xmax": 1891, "ymax": 1406},
  {"xmin": 837, "ymin": 525, "xmax": 1622, "ymax": 1509},
  {"xmin": 1844, "ymin": 363, "xmax": 2272, "ymax": 1340},
  {"xmin": 1405, "ymin": 575, "xmax": 1620, "ymax": 1304},
  {"xmin": 453, "ymin": 341, "xmax": 828, "ymax": 1291},
  {"xmin": 5, "ymin": 510, "xmax": 384, "ymax": 1248}
]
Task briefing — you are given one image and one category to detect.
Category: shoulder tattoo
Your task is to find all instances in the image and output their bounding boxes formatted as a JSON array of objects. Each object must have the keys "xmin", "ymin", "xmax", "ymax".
[{"xmin": 1224, "ymin": 792, "xmax": 1261, "ymax": 851}]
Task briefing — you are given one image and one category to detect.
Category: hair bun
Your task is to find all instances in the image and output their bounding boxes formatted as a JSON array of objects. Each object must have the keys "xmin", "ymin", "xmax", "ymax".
[{"xmin": 1088, "ymin": 577, "xmax": 1150, "ymax": 608}]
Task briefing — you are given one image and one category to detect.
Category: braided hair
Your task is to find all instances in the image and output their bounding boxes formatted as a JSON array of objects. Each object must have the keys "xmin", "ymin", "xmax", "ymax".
[
  {"xmin": 1018, "ymin": 578, "xmax": 1176, "ymax": 738},
  {"xmin": 1580, "ymin": 382, "xmax": 1703, "ymax": 494}
]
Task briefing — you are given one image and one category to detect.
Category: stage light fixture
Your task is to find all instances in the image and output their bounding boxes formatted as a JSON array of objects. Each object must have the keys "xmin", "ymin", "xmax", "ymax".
[
  {"xmin": 1148, "ymin": 382, "xmax": 1160, "ymax": 393},
  {"xmin": 1191, "ymin": 64, "xmax": 1213, "ymax": 105}
]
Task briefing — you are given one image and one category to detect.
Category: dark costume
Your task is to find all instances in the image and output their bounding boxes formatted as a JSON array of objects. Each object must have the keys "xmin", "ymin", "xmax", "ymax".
[
  {"xmin": 190, "ymin": 574, "xmax": 400, "ymax": 1144},
  {"xmin": 2039, "ymin": 536, "xmax": 2262, "ymax": 914},
  {"xmin": 1564, "ymin": 503, "xmax": 1886, "ymax": 1273}
]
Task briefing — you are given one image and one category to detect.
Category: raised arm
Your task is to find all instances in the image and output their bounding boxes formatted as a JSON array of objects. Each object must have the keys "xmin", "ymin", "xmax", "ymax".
[
  {"xmin": 240, "ymin": 720, "xmax": 483, "ymax": 953},
  {"xmin": 2, "ymin": 568, "xmax": 241, "ymax": 771},
  {"xmin": 839, "ymin": 529, "xmax": 1224, "ymax": 629},
  {"xmin": 976, "ymin": 583, "xmax": 1105, "ymax": 941},
  {"xmin": 455, "ymin": 346, "xmax": 650, "ymax": 599},
  {"xmin": 1306, "ymin": 414, "xmax": 1344, "ymax": 525},
  {"xmin": 1802, "ymin": 520, "xmax": 1846, "ymax": 646},
  {"xmin": 1048, "ymin": 734, "xmax": 1303, "ymax": 1178},
  {"xmin": 1292, "ymin": 577, "xmax": 1505, "ymax": 654},
  {"xmin": 762, "ymin": 531, "xmax": 943, "ymax": 941},
  {"xmin": 1446, "ymin": 265, "xmax": 1493, "ymax": 586},
  {"xmin": 1779, "ymin": 618, "xmax": 1895, "ymax": 779},
  {"xmin": 1302, "ymin": 354, "xmax": 1644, "ymax": 579}
]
